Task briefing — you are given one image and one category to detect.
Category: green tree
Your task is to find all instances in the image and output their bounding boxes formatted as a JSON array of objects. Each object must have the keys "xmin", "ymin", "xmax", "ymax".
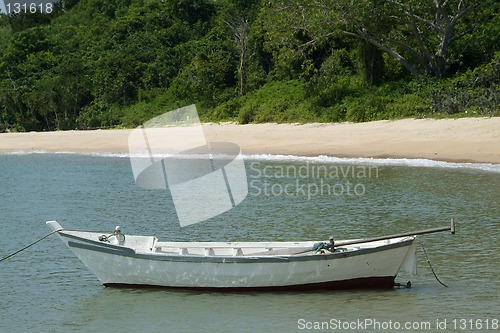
[
  {"xmin": 0, "ymin": 0, "xmax": 497, "ymax": 130},
  {"xmin": 336, "ymin": 0, "xmax": 476, "ymax": 78},
  {"xmin": 259, "ymin": 0, "xmax": 478, "ymax": 79}
]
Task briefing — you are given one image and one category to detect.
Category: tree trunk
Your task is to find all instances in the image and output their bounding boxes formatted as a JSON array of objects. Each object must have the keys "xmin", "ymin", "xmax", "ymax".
[
  {"xmin": 343, "ymin": 30, "xmax": 421, "ymax": 77},
  {"xmin": 225, "ymin": 17, "xmax": 250, "ymax": 96},
  {"xmin": 361, "ymin": 41, "xmax": 384, "ymax": 85}
]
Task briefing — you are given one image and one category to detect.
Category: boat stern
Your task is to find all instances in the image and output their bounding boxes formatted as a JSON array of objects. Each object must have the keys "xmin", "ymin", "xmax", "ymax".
[{"xmin": 399, "ymin": 236, "xmax": 418, "ymax": 274}]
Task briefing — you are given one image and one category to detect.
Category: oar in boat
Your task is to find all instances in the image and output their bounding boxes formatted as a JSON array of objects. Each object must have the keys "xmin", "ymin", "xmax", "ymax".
[
  {"xmin": 334, "ymin": 218, "xmax": 456, "ymax": 248},
  {"xmin": 257, "ymin": 218, "xmax": 456, "ymax": 256}
]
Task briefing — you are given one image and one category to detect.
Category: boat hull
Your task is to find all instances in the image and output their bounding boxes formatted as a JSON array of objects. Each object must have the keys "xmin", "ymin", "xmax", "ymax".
[
  {"xmin": 103, "ymin": 276, "xmax": 397, "ymax": 291},
  {"xmin": 50, "ymin": 227, "xmax": 416, "ymax": 290}
]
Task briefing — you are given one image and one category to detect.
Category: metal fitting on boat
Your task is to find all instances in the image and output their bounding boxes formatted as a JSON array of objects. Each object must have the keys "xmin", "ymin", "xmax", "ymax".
[
  {"xmin": 329, "ymin": 236, "xmax": 335, "ymax": 251},
  {"xmin": 113, "ymin": 226, "xmax": 125, "ymax": 245}
]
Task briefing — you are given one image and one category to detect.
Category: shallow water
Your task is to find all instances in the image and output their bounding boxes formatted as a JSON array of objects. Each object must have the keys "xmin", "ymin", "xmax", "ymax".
[{"xmin": 0, "ymin": 153, "xmax": 499, "ymax": 332}]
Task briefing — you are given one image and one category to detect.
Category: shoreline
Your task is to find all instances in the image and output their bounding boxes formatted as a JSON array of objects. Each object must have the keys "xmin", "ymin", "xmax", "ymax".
[{"xmin": 0, "ymin": 118, "xmax": 499, "ymax": 164}]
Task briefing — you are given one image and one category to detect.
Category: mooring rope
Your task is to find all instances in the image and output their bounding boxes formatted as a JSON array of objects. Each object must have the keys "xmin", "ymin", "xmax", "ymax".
[
  {"xmin": 0, "ymin": 229, "xmax": 61, "ymax": 263},
  {"xmin": 419, "ymin": 242, "xmax": 448, "ymax": 287}
]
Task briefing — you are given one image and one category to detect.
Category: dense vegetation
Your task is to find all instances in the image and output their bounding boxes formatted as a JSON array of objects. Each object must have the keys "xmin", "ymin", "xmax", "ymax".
[{"xmin": 0, "ymin": 0, "xmax": 498, "ymax": 131}]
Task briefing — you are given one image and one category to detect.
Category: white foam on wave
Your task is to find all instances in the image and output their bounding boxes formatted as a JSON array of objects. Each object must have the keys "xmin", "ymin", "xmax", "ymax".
[
  {"xmin": 244, "ymin": 153, "xmax": 500, "ymax": 173},
  {"xmin": 2, "ymin": 150, "xmax": 50, "ymax": 155},
  {"xmin": 2, "ymin": 150, "xmax": 499, "ymax": 173}
]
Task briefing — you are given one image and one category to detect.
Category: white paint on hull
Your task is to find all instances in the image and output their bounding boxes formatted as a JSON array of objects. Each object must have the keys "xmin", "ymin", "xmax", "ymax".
[{"xmin": 47, "ymin": 221, "xmax": 417, "ymax": 289}]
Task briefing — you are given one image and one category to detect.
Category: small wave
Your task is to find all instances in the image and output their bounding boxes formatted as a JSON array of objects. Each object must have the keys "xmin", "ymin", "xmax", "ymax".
[
  {"xmin": 2, "ymin": 150, "xmax": 499, "ymax": 173},
  {"xmin": 244, "ymin": 154, "xmax": 500, "ymax": 173},
  {"xmin": 1, "ymin": 150, "xmax": 51, "ymax": 155}
]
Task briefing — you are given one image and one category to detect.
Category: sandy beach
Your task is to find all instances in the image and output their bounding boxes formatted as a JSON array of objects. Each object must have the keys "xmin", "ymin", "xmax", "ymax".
[{"xmin": 1, "ymin": 118, "xmax": 499, "ymax": 164}]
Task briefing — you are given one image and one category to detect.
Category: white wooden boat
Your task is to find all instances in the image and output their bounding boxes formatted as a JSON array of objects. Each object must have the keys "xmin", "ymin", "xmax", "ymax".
[{"xmin": 46, "ymin": 220, "xmax": 454, "ymax": 290}]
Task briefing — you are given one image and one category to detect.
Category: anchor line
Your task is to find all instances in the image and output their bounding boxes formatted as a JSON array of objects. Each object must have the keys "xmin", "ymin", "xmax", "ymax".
[
  {"xmin": 0, "ymin": 229, "xmax": 61, "ymax": 263},
  {"xmin": 419, "ymin": 242, "xmax": 448, "ymax": 288}
]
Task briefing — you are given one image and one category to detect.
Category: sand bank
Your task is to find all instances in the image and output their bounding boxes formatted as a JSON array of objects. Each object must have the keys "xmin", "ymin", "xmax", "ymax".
[{"xmin": 1, "ymin": 118, "xmax": 499, "ymax": 164}]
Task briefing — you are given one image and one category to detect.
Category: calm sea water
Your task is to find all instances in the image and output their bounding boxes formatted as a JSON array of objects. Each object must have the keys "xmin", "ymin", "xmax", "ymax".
[{"xmin": 0, "ymin": 153, "xmax": 499, "ymax": 333}]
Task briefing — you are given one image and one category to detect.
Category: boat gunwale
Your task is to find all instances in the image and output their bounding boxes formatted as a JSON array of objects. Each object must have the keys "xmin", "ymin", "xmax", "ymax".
[{"xmin": 60, "ymin": 231, "xmax": 416, "ymax": 264}]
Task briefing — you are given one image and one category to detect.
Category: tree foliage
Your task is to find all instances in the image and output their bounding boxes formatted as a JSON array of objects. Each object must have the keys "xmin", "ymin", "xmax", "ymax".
[{"xmin": 0, "ymin": 0, "xmax": 498, "ymax": 131}]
